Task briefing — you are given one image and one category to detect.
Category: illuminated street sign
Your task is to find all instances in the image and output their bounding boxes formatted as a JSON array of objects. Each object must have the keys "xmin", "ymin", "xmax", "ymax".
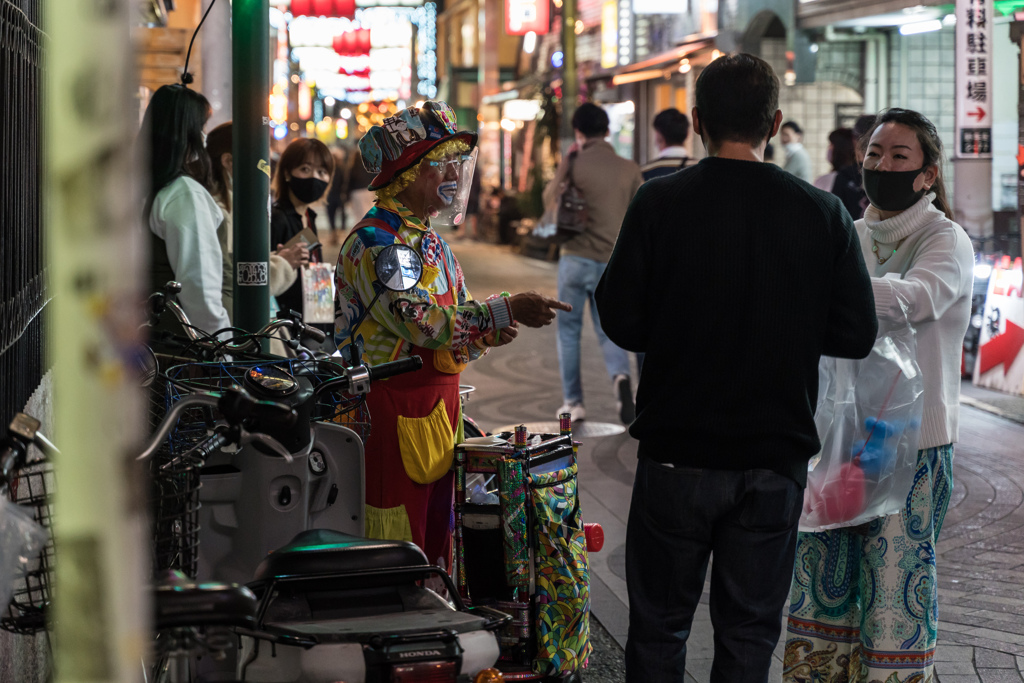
[{"xmin": 505, "ymin": 0, "xmax": 550, "ymax": 35}]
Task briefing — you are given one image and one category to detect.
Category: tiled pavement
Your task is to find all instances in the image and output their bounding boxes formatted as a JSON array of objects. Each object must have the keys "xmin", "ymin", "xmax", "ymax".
[{"xmin": 450, "ymin": 239, "xmax": 1024, "ymax": 682}]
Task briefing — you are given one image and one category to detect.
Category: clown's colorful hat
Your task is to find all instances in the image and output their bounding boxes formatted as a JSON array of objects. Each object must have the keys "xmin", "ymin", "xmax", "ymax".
[{"xmin": 359, "ymin": 101, "xmax": 478, "ymax": 191}]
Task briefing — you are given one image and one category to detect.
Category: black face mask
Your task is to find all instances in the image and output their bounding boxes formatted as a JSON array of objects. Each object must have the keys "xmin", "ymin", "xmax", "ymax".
[
  {"xmin": 862, "ymin": 166, "xmax": 928, "ymax": 212},
  {"xmin": 289, "ymin": 176, "xmax": 328, "ymax": 204}
]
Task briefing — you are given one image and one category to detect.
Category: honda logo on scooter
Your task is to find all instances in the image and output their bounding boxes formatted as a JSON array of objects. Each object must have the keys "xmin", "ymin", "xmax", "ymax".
[{"xmin": 397, "ymin": 650, "xmax": 444, "ymax": 659}]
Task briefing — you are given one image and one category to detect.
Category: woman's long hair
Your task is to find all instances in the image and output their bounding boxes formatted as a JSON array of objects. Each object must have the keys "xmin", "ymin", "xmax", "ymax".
[
  {"xmin": 206, "ymin": 121, "xmax": 232, "ymax": 213},
  {"xmin": 864, "ymin": 108, "xmax": 953, "ymax": 219},
  {"xmin": 827, "ymin": 128, "xmax": 856, "ymax": 172},
  {"xmin": 141, "ymin": 84, "xmax": 213, "ymax": 221}
]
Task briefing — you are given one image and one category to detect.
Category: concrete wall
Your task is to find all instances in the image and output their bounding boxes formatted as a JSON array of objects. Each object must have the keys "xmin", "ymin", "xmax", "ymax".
[{"xmin": 764, "ymin": 37, "xmax": 864, "ymax": 181}]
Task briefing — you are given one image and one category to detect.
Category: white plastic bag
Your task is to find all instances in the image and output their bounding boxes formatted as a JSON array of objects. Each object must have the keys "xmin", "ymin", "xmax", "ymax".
[
  {"xmin": 0, "ymin": 497, "xmax": 48, "ymax": 611},
  {"xmin": 800, "ymin": 299, "xmax": 924, "ymax": 532},
  {"xmin": 301, "ymin": 262, "xmax": 335, "ymax": 324}
]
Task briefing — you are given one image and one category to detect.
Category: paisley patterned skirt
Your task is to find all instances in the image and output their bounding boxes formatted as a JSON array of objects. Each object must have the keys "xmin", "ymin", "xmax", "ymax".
[{"xmin": 784, "ymin": 445, "xmax": 953, "ymax": 683}]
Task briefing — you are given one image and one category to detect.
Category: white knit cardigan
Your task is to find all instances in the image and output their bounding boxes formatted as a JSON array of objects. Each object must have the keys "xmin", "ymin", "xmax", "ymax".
[{"xmin": 855, "ymin": 193, "xmax": 975, "ymax": 450}]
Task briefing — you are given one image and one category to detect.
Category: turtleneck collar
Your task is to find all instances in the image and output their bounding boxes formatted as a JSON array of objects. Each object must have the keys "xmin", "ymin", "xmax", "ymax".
[{"xmin": 863, "ymin": 192, "xmax": 941, "ymax": 243}]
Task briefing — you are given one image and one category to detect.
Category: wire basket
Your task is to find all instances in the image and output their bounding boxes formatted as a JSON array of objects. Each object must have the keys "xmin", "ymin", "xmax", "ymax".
[
  {"xmin": 148, "ymin": 358, "xmax": 370, "ymax": 579},
  {"xmin": 1, "ymin": 460, "xmax": 55, "ymax": 635},
  {"xmin": 163, "ymin": 358, "xmax": 370, "ymax": 441},
  {"xmin": 147, "ymin": 368, "xmax": 211, "ymax": 579}
]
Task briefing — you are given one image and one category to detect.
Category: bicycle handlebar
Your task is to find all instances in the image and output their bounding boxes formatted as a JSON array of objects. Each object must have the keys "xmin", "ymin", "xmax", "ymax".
[
  {"xmin": 367, "ymin": 356, "xmax": 423, "ymax": 382},
  {"xmin": 137, "ymin": 393, "xmax": 221, "ymax": 462},
  {"xmin": 138, "ymin": 386, "xmax": 300, "ymax": 463},
  {"xmin": 149, "ymin": 283, "xmax": 324, "ymax": 356},
  {"xmin": 0, "ymin": 414, "xmax": 60, "ymax": 490},
  {"xmin": 312, "ymin": 355, "xmax": 423, "ymax": 400},
  {"xmin": 219, "ymin": 387, "xmax": 298, "ymax": 428}
]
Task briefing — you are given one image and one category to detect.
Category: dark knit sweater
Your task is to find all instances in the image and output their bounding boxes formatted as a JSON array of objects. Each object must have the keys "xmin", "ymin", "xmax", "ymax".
[{"xmin": 595, "ymin": 157, "xmax": 877, "ymax": 486}]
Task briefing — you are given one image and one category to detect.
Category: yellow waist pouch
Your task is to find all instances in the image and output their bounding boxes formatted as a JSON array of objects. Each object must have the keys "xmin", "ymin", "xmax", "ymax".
[
  {"xmin": 396, "ymin": 398, "xmax": 455, "ymax": 484},
  {"xmin": 433, "ymin": 349, "xmax": 468, "ymax": 375}
]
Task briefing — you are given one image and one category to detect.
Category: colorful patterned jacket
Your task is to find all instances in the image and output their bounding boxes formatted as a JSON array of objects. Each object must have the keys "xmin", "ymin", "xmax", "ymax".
[{"xmin": 334, "ymin": 196, "xmax": 513, "ymax": 367}]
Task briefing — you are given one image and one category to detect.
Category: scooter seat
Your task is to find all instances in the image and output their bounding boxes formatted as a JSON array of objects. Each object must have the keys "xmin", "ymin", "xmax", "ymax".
[
  {"xmin": 154, "ymin": 570, "xmax": 258, "ymax": 630},
  {"xmin": 252, "ymin": 529, "xmax": 429, "ymax": 582}
]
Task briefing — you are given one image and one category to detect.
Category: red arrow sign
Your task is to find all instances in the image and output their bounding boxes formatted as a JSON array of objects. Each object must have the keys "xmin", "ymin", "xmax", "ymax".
[
  {"xmin": 979, "ymin": 320, "xmax": 1024, "ymax": 376},
  {"xmin": 968, "ymin": 106, "xmax": 986, "ymax": 122}
]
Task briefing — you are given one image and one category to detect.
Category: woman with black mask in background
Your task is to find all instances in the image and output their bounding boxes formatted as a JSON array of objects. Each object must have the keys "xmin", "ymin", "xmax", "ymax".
[
  {"xmin": 206, "ymin": 122, "xmax": 308, "ymax": 319},
  {"xmin": 142, "ymin": 84, "xmax": 231, "ymax": 339},
  {"xmin": 269, "ymin": 137, "xmax": 335, "ymax": 319}
]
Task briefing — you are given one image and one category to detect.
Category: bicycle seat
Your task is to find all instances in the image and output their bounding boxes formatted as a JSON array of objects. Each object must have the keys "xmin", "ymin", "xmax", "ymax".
[
  {"xmin": 252, "ymin": 529, "xmax": 428, "ymax": 582},
  {"xmin": 154, "ymin": 570, "xmax": 258, "ymax": 630}
]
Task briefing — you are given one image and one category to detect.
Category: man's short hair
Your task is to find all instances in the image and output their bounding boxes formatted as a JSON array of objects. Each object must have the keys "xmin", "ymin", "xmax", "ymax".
[
  {"xmin": 694, "ymin": 53, "xmax": 779, "ymax": 146},
  {"xmin": 652, "ymin": 108, "xmax": 690, "ymax": 146},
  {"xmin": 780, "ymin": 120, "xmax": 803, "ymax": 136},
  {"xmin": 572, "ymin": 102, "xmax": 610, "ymax": 138}
]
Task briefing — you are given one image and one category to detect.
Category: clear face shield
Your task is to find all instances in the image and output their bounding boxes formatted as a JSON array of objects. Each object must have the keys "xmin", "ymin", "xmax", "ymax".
[{"xmin": 430, "ymin": 147, "xmax": 479, "ymax": 228}]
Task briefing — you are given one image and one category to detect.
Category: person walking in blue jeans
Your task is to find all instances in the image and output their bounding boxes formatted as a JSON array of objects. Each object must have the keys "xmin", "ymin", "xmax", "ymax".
[
  {"xmin": 595, "ymin": 54, "xmax": 878, "ymax": 682},
  {"xmin": 543, "ymin": 103, "xmax": 643, "ymax": 424}
]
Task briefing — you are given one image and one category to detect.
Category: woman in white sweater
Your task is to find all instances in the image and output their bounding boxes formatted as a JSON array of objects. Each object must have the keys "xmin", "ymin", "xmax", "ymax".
[{"xmin": 785, "ymin": 109, "xmax": 974, "ymax": 683}]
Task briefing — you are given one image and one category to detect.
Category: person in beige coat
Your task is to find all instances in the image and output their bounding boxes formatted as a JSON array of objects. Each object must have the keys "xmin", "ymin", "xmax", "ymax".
[{"xmin": 543, "ymin": 103, "xmax": 644, "ymax": 424}]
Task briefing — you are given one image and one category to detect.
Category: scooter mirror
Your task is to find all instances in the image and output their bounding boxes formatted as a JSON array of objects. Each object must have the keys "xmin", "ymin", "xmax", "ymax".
[{"xmin": 374, "ymin": 244, "xmax": 423, "ymax": 293}]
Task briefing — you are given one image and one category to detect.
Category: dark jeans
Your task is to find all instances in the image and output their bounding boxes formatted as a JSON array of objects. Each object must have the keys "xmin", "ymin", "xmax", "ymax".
[
  {"xmin": 326, "ymin": 196, "xmax": 346, "ymax": 233},
  {"xmin": 625, "ymin": 458, "xmax": 803, "ymax": 683}
]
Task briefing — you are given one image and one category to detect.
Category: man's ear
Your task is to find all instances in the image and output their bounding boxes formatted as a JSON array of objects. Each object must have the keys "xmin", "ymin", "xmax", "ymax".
[
  {"xmin": 691, "ymin": 107, "xmax": 702, "ymax": 138},
  {"xmin": 769, "ymin": 110, "xmax": 783, "ymax": 140}
]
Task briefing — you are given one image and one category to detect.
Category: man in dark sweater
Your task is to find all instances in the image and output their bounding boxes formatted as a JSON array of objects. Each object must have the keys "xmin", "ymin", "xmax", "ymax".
[{"xmin": 594, "ymin": 54, "xmax": 877, "ymax": 683}]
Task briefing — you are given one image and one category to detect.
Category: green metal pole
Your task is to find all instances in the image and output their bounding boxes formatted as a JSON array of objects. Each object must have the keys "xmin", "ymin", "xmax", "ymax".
[
  {"xmin": 233, "ymin": 0, "xmax": 271, "ymax": 335},
  {"xmin": 560, "ymin": 0, "xmax": 579, "ymax": 150}
]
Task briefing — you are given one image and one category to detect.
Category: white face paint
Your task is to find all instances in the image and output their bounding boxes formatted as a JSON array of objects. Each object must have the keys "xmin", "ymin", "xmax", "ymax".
[{"xmin": 437, "ymin": 181, "xmax": 458, "ymax": 206}]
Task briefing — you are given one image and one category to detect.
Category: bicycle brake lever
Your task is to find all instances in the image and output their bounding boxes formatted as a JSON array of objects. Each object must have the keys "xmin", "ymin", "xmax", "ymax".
[{"xmin": 240, "ymin": 430, "xmax": 296, "ymax": 464}]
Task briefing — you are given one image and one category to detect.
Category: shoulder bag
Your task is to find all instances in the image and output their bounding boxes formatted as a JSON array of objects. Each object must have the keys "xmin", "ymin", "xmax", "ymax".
[{"xmin": 555, "ymin": 152, "xmax": 588, "ymax": 240}]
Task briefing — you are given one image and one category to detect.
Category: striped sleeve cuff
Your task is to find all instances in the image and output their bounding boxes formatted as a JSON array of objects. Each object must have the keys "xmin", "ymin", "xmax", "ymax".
[{"xmin": 486, "ymin": 296, "xmax": 513, "ymax": 330}]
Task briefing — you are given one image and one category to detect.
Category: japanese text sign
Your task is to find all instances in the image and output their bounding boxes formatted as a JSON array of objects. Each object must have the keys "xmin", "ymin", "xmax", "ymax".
[{"xmin": 955, "ymin": 0, "xmax": 993, "ymax": 158}]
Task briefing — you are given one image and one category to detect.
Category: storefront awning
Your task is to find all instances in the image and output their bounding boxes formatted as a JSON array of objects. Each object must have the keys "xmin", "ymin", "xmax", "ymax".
[
  {"xmin": 797, "ymin": 0, "xmax": 947, "ymax": 29},
  {"xmin": 585, "ymin": 34, "xmax": 716, "ymax": 85}
]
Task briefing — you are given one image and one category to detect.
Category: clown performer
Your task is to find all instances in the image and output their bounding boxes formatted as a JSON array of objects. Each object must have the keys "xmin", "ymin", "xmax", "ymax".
[{"xmin": 334, "ymin": 101, "xmax": 571, "ymax": 571}]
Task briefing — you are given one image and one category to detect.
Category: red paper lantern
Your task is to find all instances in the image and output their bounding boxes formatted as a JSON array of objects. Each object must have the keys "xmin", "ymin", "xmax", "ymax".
[
  {"xmin": 334, "ymin": 0, "xmax": 356, "ymax": 18},
  {"xmin": 332, "ymin": 28, "xmax": 372, "ymax": 56},
  {"xmin": 312, "ymin": 0, "xmax": 333, "ymax": 16},
  {"xmin": 290, "ymin": 0, "xmax": 312, "ymax": 16},
  {"xmin": 342, "ymin": 30, "xmax": 357, "ymax": 54}
]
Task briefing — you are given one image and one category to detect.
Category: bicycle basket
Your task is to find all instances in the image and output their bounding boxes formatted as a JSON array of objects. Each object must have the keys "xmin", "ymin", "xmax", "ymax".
[{"xmin": 1, "ymin": 460, "xmax": 55, "ymax": 635}]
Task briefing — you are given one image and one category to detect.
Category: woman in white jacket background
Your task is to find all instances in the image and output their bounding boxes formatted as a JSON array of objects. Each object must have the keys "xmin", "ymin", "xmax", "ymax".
[
  {"xmin": 786, "ymin": 108, "xmax": 974, "ymax": 683},
  {"xmin": 143, "ymin": 84, "xmax": 231, "ymax": 339}
]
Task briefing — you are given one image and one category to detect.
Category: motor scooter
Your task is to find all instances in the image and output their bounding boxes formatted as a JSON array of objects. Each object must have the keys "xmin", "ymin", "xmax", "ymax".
[{"xmin": 156, "ymin": 244, "xmax": 509, "ymax": 682}]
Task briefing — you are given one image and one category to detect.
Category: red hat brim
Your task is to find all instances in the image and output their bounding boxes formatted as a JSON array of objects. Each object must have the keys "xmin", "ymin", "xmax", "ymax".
[{"xmin": 367, "ymin": 131, "xmax": 477, "ymax": 191}]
